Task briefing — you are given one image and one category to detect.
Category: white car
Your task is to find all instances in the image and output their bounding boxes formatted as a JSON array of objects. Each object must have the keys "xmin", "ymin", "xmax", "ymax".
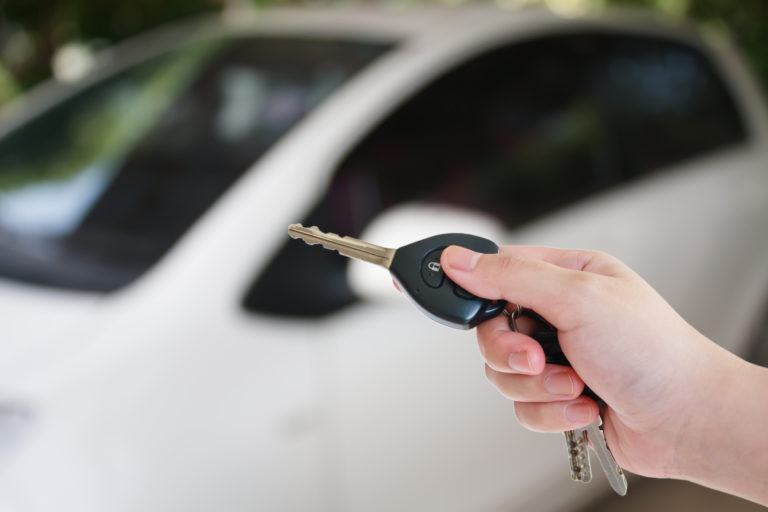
[{"xmin": 0, "ymin": 6, "xmax": 767, "ymax": 512}]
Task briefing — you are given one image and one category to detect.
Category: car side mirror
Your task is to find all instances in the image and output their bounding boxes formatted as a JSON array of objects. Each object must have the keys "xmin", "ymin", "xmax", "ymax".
[{"xmin": 347, "ymin": 203, "xmax": 506, "ymax": 302}]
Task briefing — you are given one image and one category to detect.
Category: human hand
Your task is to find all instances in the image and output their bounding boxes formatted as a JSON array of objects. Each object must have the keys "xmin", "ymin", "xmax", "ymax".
[{"xmin": 440, "ymin": 245, "xmax": 755, "ymax": 484}]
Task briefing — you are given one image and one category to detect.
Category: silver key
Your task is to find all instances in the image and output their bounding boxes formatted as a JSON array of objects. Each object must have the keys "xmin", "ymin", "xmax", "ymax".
[
  {"xmin": 566, "ymin": 418, "xmax": 627, "ymax": 495},
  {"xmin": 288, "ymin": 224, "xmax": 396, "ymax": 268},
  {"xmin": 584, "ymin": 417, "xmax": 628, "ymax": 495},
  {"xmin": 565, "ymin": 427, "xmax": 592, "ymax": 483}
]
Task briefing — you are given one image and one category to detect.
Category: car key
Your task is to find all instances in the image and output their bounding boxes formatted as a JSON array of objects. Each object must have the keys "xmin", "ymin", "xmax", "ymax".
[
  {"xmin": 288, "ymin": 224, "xmax": 507, "ymax": 329},
  {"xmin": 288, "ymin": 224, "xmax": 627, "ymax": 495}
]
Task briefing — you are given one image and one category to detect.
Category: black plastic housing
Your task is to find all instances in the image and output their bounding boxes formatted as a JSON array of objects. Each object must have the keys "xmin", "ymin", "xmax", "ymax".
[{"xmin": 389, "ymin": 233, "xmax": 506, "ymax": 329}]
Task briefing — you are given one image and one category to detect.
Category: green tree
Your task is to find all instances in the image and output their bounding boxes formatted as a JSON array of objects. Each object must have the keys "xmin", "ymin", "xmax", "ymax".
[
  {"xmin": 0, "ymin": 0, "xmax": 766, "ymax": 106},
  {"xmin": 0, "ymin": 0, "xmax": 221, "ymax": 95}
]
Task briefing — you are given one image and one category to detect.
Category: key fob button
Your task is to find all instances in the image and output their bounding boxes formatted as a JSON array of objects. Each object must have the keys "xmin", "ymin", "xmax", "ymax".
[
  {"xmin": 453, "ymin": 282, "xmax": 475, "ymax": 299},
  {"xmin": 420, "ymin": 249, "xmax": 445, "ymax": 288}
]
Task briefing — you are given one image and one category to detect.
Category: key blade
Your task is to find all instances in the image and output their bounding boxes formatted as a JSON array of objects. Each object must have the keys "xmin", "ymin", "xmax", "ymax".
[
  {"xmin": 564, "ymin": 429, "xmax": 592, "ymax": 483},
  {"xmin": 585, "ymin": 419, "xmax": 628, "ymax": 496},
  {"xmin": 288, "ymin": 224, "xmax": 396, "ymax": 269}
]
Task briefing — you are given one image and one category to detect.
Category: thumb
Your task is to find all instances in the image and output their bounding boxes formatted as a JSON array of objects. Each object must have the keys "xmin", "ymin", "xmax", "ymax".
[{"xmin": 441, "ymin": 245, "xmax": 591, "ymax": 329}]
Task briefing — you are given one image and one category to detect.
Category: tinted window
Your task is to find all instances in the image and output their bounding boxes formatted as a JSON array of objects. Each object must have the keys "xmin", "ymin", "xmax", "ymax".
[
  {"xmin": 244, "ymin": 33, "xmax": 746, "ymax": 317},
  {"xmin": 589, "ymin": 36, "xmax": 746, "ymax": 178},
  {"xmin": 0, "ymin": 37, "xmax": 391, "ymax": 291}
]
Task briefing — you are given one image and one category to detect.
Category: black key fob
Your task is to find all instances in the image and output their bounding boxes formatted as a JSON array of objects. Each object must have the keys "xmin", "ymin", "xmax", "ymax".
[{"xmin": 389, "ymin": 233, "xmax": 506, "ymax": 329}]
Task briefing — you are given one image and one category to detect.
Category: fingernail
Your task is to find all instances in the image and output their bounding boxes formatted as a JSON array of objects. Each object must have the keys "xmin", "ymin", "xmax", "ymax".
[
  {"xmin": 566, "ymin": 402, "xmax": 594, "ymax": 423},
  {"xmin": 445, "ymin": 246, "xmax": 481, "ymax": 272},
  {"xmin": 544, "ymin": 371, "xmax": 574, "ymax": 396},
  {"xmin": 508, "ymin": 351, "xmax": 532, "ymax": 373}
]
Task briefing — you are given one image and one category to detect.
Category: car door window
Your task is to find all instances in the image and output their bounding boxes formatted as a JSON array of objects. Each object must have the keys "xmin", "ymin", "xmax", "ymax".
[
  {"xmin": 0, "ymin": 36, "xmax": 391, "ymax": 291},
  {"xmin": 587, "ymin": 35, "xmax": 746, "ymax": 179},
  {"xmin": 244, "ymin": 32, "xmax": 746, "ymax": 318}
]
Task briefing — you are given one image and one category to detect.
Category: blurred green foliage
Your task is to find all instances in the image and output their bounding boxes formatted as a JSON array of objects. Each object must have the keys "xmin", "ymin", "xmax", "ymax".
[
  {"xmin": 0, "ymin": 0, "xmax": 222, "ymax": 102},
  {"xmin": 0, "ymin": 64, "xmax": 20, "ymax": 105},
  {"xmin": 0, "ymin": 0, "xmax": 766, "ymax": 108}
]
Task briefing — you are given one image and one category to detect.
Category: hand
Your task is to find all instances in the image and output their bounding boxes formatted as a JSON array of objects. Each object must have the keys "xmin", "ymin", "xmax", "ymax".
[{"xmin": 440, "ymin": 245, "xmax": 768, "ymax": 505}]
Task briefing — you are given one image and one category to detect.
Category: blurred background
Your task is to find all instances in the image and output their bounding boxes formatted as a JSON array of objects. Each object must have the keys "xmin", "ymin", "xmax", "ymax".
[
  {"xmin": 1, "ymin": 0, "xmax": 767, "ymax": 106},
  {"xmin": 0, "ymin": 1, "xmax": 767, "ymax": 512}
]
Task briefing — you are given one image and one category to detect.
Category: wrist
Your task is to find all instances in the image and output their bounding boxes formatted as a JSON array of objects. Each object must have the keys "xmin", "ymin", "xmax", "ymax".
[{"xmin": 670, "ymin": 341, "xmax": 768, "ymax": 504}]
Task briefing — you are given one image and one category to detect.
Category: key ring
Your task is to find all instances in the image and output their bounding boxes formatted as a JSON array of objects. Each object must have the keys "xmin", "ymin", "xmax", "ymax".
[{"xmin": 502, "ymin": 304, "xmax": 523, "ymax": 332}]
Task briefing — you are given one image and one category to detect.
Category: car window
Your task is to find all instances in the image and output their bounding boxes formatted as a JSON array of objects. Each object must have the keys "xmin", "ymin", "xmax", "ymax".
[
  {"xmin": 0, "ymin": 36, "xmax": 392, "ymax": 291},
  {"xmin": 243, "ymin": 32, "xmax": 746, "ymax": 318},
  {"xmin": 588, "ymin": 35, "xmax": 747, "ymax": 179}
]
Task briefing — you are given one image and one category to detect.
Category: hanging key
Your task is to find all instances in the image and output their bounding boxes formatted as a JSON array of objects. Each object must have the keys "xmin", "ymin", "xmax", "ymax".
[
  {"xmin": 564, "ymin": 428, "xmax": 591, "ymax": 483},
  {"xmin": 562, "ymin": 420, "xmax": 626, "ymax": 493},
  {"xmin": 585, "ymin": 417, "xmax": 627, "ymax": 495},
  {"xmin": 288, "ymin": 224, "xmax": 628, "ymax": 495}
]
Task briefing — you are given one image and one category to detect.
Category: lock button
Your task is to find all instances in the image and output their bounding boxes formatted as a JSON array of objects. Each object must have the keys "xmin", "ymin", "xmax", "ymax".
[{"xmin": 420, "ymin": 249, "xmax": 446, "ymax": 288}]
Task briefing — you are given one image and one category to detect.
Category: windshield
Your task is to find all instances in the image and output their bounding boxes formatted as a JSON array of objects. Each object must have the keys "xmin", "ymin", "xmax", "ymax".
[{"xmin": 0, "ymin": 36, "xmax": 391, "ymax": 291}]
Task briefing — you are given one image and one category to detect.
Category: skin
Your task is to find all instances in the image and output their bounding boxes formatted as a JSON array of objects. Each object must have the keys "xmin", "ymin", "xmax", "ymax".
[{"xmin": 440, "ymin": 245, "xmax": 768, "ymax": 505}]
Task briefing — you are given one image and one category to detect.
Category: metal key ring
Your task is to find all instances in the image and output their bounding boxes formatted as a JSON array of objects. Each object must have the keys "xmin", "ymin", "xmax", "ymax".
[{"xmin": 502, "ymin": 303, "xmax": 523, "ymax": 332}]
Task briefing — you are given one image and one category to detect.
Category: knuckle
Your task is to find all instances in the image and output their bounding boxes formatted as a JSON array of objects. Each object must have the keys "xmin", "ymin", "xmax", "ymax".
[
  {"xmin": 487, "ymin": 329, "xmax": 509, "ymax": 352},
  {"xmin": 484, "ymin": 363, "xmax": 495, "ymax": 381},
  {"xmin": 514, "ymin": 402, "xmax": 565, "ymax": 433},
  {"xmin": 571, "ymin": 248, "xmax": 612, "ymax": 269},
  {"xmin": 484, "ymin": 364, "xmax": 502, "ymax": 390},
  {"xmin": 480, "ymin": 331, "xmax": 506, "ymax": 369},
  {"xmin": 476, "ymin": 328, "xmax": 493, "ymax": 357},
  {"xmin": 563, "ymin": 249, "xmax": 592, "ymax": 270},
  {"xmin": 592, "ymin": 249, "xmax": 621, "ymax": 267},
  {"xmin": 513, "ymin": 402, "xmax": 540, "ymax": 431},
  {"xmin": 476, "ymin": 335, "xmax": 489, "ymax": 362},
  {"xmin": 580, "ymin": 249, "xmax": 627, "ymax": 277},
  {"xmin": 492, "ymin": 253, "xmax": 524, "ymax": 277},
  {"xmin": 486, "ymin": 366, "xmax": 524, "ymax": 400}
]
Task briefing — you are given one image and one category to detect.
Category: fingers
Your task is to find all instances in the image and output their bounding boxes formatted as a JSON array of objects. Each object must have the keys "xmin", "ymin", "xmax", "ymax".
[
  {"xmin": 514, "ymin": 397, "xmax": 600, "ymax": 432},
  {"xmin": 475, "ymin": 300, "xmax": 596, "ymax": 432},
  {"xmin": 441, "ymin": 245, "xmax": 622, "ymax": 329},
  {"xmin": 476, "ymin": 314, "xmax": 546, "ymax": 374},
  {"xmin": 485, "ymin": 364, "xmax": 585, "ymax": 402}
]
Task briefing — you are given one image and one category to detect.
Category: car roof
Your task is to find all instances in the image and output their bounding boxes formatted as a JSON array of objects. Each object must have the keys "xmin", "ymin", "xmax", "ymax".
[
  {"xmin": 119, "ymin": 4, "xmax": 699, "ymax": 50},
  {"xmin": 0, "ymin": 5, "xmax": 712, "ymax": 135}
]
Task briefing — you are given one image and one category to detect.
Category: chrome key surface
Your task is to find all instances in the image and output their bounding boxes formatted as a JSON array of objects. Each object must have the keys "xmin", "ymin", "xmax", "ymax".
[
  {"xmin": 288, "ymin": 224, "xmax": 397, "ymax": 268},
  {"xmin": 565, "ymin": 417, "xmax": 627, "ymax": 495},
  {"xmin": 565, "ymin": 428, "xmax": 592, "ymax": 483},
  {"xmin": 585, "ymin": 417, "xmax": 628, "ymax": 496}
]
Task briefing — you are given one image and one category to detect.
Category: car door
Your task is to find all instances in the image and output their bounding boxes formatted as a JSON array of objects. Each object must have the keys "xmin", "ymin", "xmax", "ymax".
[
  {"xmin": 241, "ymin": 28, "xmax": 768, "ymax": 512},
  {"xmin": 0, "ymin": 32, "xmax": 397, "ymax": 512}
]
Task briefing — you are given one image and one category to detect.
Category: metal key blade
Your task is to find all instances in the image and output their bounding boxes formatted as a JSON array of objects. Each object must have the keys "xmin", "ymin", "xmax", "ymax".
[
  {"xmin": 585, "ymin": 418, "xmax": 628, "ymax": 496},
  {"xmin": 288, "ymin": 224, "xmax": 396, "ymax": 269},
  {"xmin": 564, "ymin": 429, "xmax": 592, "ymax": 483}
]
